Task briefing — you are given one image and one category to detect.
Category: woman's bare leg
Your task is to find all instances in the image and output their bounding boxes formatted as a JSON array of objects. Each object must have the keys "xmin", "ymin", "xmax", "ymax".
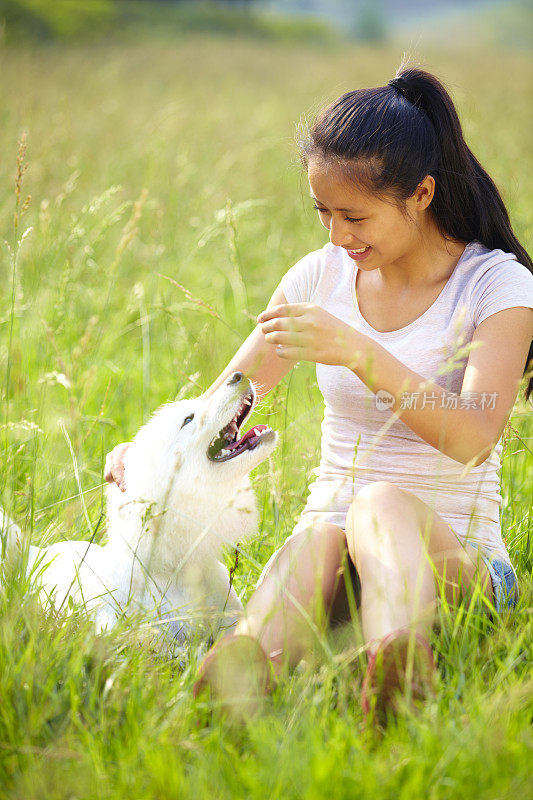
[
  {"xmin": 345, "ymin": 481, "xmax": 494, "ymax": 647},
  {"xmin": 235, "ymin": 522, "xmax": 354, "ymax": 674}
]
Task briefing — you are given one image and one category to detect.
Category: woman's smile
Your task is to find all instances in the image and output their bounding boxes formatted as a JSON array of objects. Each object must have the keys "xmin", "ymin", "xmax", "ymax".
[{"xmin": 346, "ymin": 245, "xmax": 372, "ymax": 261}]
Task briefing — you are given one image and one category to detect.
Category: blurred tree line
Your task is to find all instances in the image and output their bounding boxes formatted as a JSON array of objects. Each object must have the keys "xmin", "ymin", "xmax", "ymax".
[
  {"xmin": 0, "ymin": 0, "xmax": 114, "ymax": 38},
  {"xmin": 0, "ymin": 0, "xmax": 260, "ymax": 40},
  {"xmin": 0, "ymin": 0, "xmax": 388, "ymax": 43}
]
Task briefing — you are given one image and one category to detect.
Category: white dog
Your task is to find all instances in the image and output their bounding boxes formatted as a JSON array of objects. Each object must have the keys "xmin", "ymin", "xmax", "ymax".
[{"xmin": 1, "ymin": 372, "xmax": 277, "ymax": 649}]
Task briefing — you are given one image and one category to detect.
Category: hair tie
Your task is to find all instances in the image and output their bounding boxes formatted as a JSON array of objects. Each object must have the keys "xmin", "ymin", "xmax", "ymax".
[{"xmin": 388, "ymin": 77, "xmax": 410, "ymax": 101}]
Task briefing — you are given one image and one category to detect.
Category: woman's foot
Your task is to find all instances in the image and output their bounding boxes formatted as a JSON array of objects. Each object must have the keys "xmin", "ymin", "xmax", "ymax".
[
  {"xmin": 361, "ymin": 629, "xmax": 437, "ymax": 725},
  {"xmin": 193, "ymin": 634, "xmax": 274, "ymax": 721}
]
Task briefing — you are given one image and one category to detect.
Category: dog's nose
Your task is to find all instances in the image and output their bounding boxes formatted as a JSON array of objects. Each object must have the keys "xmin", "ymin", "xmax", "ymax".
[{"xmin": 227, "ymin": 372, "xmax": 244, "ymax": 386}]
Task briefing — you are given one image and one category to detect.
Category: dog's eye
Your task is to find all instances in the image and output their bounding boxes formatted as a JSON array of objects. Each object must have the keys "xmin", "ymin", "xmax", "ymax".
[{"xmin": 180, "ymin": 414, "xmax": 194, "ymax": 429}]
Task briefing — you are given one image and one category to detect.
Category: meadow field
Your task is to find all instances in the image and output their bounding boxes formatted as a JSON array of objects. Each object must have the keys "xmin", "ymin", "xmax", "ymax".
[{"xmin": 0, "ymin": 28, "xmax": 532, "ymax": 799}]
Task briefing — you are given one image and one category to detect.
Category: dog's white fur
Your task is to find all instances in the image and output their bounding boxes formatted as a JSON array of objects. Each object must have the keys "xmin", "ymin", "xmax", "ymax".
[{"xmin": 1, "ymin": 374, "xmax": 277, "ymax": 648}]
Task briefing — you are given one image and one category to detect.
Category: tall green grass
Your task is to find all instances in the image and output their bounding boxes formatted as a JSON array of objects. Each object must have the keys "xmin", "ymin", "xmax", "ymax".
[{"xmin": 0, "ymin": 34, "xmax": 532, "ymax": 799}]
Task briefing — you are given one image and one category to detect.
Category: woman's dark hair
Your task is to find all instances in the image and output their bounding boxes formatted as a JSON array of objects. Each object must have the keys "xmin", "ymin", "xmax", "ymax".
[{"xmin": 298, "ymin": 65, "xmax": 533, "ymax": 403}]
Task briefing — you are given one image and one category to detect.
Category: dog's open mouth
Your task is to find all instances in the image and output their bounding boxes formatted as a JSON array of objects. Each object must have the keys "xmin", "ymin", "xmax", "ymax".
[{"xmin": 207, "ymin": 390, "xmax": 275, "ymax": 462}]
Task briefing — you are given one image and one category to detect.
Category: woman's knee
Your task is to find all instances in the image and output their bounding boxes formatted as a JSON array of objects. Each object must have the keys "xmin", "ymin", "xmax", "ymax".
[
  {"xmin": 345, "ymin": 481, "xmax": 421, "ymax": 569},
  {"xmin": 351, "ymin": 481, "xmax": 414, "ymax": 516},
  {"xmin": 259, "ymin": 522, "xmax": 346, "ymax": 586}
]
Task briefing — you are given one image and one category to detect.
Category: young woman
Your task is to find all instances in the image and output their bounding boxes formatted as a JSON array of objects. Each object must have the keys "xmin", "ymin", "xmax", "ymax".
[{"xmin": 106, "ymin": 66, "xmax": 533, "ymax": 719}]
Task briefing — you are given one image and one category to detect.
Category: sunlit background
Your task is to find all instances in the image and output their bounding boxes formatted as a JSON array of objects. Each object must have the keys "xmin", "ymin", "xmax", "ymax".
[{"xmin": 0, "ymin": 2, "xmax": 532, "ymax": 797}]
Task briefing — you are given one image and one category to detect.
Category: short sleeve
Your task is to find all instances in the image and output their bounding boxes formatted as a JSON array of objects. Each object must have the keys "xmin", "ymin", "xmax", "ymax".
[
  {"xmin": 279, "ymin": 249, "xmax": 324, "ymax": 305},
  {"xmin": 470, "ymin": 258, "xmax": 533, "ymax": 328}
]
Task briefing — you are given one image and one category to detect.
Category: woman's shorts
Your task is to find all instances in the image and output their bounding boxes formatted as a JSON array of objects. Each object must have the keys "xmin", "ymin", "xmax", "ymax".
[{"xmin": 467, "ymin": 540, "xmax": 519, "ymax": 613}]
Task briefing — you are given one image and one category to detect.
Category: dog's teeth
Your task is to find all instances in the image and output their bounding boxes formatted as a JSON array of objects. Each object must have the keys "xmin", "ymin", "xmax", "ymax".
[
  {"xmin": 220, "ymin": 449, "xmax": 230, "ymax": 456},
  {"xmin": 244, "ymin": 398, "xmax": 251, "ymax": 406},
  {"xmin": 253, "ymin": 428, "xmax": 261, "ymax": 436}
]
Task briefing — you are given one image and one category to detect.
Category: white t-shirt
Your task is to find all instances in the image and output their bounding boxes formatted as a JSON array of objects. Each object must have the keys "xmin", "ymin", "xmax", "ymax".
[{"xmin": 280, "ymin": 240, "xmax": 533, "ymax": 564}]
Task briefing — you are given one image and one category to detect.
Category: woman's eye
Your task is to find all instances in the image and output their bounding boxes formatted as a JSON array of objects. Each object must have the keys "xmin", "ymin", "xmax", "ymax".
[
  {"xmin": 312, "ymin": 205, "xmax": 363, "ymax": 224},
  {"xmin": 180, "ymin": 414, "xmax": 194, "ymax": 429}
]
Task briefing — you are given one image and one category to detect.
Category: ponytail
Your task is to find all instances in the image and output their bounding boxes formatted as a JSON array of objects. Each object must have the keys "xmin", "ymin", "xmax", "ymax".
[{"xmin": 300, "ymin": 66, "xmax": 533, "ymax": 403}]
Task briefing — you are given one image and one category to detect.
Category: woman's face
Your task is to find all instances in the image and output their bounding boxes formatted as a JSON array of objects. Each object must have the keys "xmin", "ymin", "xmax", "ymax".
[{"xmin": 307, "ymin": 157, "xmax": 433, "ymax": 271}]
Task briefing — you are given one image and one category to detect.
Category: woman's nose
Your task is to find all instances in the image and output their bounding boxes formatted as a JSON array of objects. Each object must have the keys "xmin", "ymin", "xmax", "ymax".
[{"xmin": 328, "ymin": 218, "xmax": 353, "ymax": 248}]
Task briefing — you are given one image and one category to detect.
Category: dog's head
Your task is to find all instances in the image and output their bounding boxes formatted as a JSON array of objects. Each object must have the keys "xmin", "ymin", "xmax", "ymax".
[{"xmin": 112, "ymin": 373, "xmax": 277, "ymax": 545}]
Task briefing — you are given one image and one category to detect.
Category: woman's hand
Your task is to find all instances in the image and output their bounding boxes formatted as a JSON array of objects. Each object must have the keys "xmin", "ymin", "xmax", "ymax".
[
  {"xmin": 104, "ymin": 442, "xmax": 131, "ymax": 493},
  {"xmin": 257, "ymin": 303, "xmax": 362, "ymax": 368}
]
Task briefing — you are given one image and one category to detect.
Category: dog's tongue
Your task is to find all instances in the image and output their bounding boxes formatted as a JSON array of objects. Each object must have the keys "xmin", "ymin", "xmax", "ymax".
[{"xmin": 226, "ymin": 424, "xmax": 268, "ymax": 451}]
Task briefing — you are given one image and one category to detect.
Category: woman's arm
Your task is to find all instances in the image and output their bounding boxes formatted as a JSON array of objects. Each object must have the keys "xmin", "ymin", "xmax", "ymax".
[
  {"xmin": 258, "ymin": 302, "xmax": 533, "ymax": 468},
  {"xmin": 345, "ymin": 307, "xmax": 532, "ymax": 467},
  {"xmin": 204, "ymin": 284, "xmax": 297, "ymax": 400}
]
